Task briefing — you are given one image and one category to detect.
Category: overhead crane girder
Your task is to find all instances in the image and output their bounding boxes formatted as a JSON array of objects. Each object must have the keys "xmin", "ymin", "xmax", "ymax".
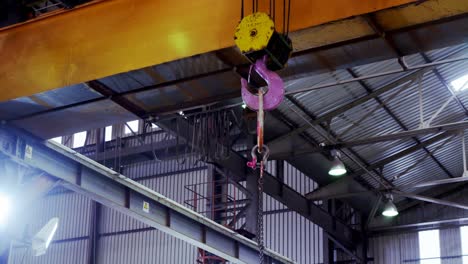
[{"xmin": 0, "ymin": 0, "xmax": 416, "ymax": 101}]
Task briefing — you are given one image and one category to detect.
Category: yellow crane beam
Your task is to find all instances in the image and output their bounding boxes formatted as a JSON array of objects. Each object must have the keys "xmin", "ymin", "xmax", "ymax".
[{"xmin": 0, "ymin": 0, "xmax": 415, "ymax": 101}]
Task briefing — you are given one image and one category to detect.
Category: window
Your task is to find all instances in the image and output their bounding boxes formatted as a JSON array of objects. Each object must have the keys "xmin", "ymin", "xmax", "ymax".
[
  {"xmin": 124, "ymin": 120, "xmax": 139, "ymax": 134},
  {"xmin": 461, "ymin": 226, "xmax": 468, "ymax": 263},
  {"xmin": 105, "ymin": 126, "xmax": 112, "ymax": 142},
  {"xmin": 50, "ymin": 136, "xmax": 62, "ymax": 144},
  {"xmin": 151, "ymin": 123, "xmax": 159, "ymax": 129},
  {"xmin": 73, "ymin": 131, "xmax": 87, "ymax": 148},
  {"xmin": 419, "ymin": 229, "xmax": 441, "ymax": 264},
  {"xmin": 451, "ymin": 74, "xmax": 468, "ymax": 91}
]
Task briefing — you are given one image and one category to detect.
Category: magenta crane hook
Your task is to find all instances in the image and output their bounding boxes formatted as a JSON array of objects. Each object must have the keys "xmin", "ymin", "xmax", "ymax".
[{"xmin": 241, "ymin": 56, "xmax": 284, "ymax": 111}]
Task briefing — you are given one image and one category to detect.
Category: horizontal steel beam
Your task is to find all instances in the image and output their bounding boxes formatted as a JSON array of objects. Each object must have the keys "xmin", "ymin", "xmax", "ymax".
[
  {"xmin": 392, "ymin": 190, "xmax": 468, "ymax": 211},
  {"xmin": 306, "ymin": 175, "xmax": 468, "ymax": 201},
  {"xmin": 305, "ymin": 132, "xmax": 453, "ymax": 200},
  {"xmin": 0, "ymin": 125, "xmax": 293, "ymax": 264},
  {"xmin": 333, "ymin": 121, "xmax": 468, "ymax": 148},
  {"xmin": 271, "ymin": 121, "xmax": 468, "ymax": 159},
  {"xmin": 370, "ymin": 216, "xmax": 468, "ymax": 235},
  {"xmin": 267, "ymin": 69, "xmax": 426, "ymax": 148}
]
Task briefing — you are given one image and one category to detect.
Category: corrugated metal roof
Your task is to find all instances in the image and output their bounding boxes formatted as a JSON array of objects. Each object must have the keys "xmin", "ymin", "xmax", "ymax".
[{"xmin": 275, "ymin": 43, "xmax": 468, "ymax": 195}]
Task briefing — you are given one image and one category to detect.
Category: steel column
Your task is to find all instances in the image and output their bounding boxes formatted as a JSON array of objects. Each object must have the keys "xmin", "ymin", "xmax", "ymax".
[
  {"xmin": 0, "ymin": 246, "xmax": 8, "ymax": 264},
  {"xmin": 244, "ymin": 163, "xmax": 259, "ymax": 237},
  {"xmin": 88, "ymin": 202, "xmax": 100, "ymax": 264}
]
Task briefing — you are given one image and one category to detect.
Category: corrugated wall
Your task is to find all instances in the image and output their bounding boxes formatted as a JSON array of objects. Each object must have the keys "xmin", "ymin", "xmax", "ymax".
[
  {"xmin": 369, "ymin": 227, "xmax": 467, "ymax": 264},
  {"xmin": 368, "ymin": 233, "xmax": 420, "ymax": 264}
]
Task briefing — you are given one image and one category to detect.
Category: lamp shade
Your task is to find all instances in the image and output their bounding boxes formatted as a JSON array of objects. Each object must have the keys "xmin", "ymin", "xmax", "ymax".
[
  {"xmin": 382, "ymin": 200, "xmax": 399, "ymax": 217},
  {"xmin": 328, "ymin": 157, "xmax": 347, "ymax": 176}
]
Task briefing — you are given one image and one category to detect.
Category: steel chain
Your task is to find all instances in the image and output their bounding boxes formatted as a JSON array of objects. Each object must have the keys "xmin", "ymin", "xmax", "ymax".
[
  {"xmin": 257, "ymin": 88, "xmax": 265, "ymax": 264},
  {"xmin": 258, "ymin": 160, "xmax": 265, "ymax": 264}
]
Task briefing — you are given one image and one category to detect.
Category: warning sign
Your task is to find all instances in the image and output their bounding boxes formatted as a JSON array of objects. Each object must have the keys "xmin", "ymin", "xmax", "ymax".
[
  {"xmin": 25, "ymin": 145, "xmax": 33, "ymax": 159},
  {"xmin": 143, "ymin": 201, "xmax": 150, "ymax": 213}
]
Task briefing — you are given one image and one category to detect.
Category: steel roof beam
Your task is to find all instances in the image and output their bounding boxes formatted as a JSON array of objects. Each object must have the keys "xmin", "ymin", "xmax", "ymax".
[
  {"xmin": 0, "ymin": 125, "xmax": 294, "ymax": 264},
  {"xmin": 267, "ymin": 69, "xmax": 427, "ymax": 148},
  {"xmin": 271, "ymin": 120, "xmax": 468, "ymax": 159},
  {"xmin": 305, "ymin": 132, "xmax": 453, "ymax": 200},
  {"xmin": 420, "ymin": 52, "xmax": 468, "ymax": 115},
  {"xmin": 362, "ymin": 16, "xmax": 457, "ymax": 179}
]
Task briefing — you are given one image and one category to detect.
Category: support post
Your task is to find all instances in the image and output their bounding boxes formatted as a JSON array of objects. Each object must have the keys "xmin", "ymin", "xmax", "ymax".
[
  {"xmin": 323, "ymin": 236, "xmax": 335, "ymax": 264},
  {"xmin": 207, "ymin": 165, "xmax": 227, "ymax": 224},
  {"xmin": 0, "ymin": 245, "xmax": 8, "ymax": 264},
  {"xmin": 356, "ymin": 215, "xmax": 368, "ymax": 264},
  {"xmin": 323, "ymin": 201, "xmax": 335, "ymax": 264},
  {"xmin": 245, "ymin": 167, "xmax": 259, "ymax": 238},
  {"xmin": 245, "ymin": 134, "xmax": 259, "ymax": 239},
  {"xmin": 88, "ymin": 202, "xmax": 101, "ymax": 264}
]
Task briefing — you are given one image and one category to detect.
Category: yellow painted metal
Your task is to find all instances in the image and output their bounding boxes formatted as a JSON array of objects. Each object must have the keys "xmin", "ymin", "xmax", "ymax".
[
  {"xmin": 0, "ymin": 0, "xmax": 416, "ymax": 102},
  {"xmin": 234, "ymin": 12, "xmax": 275, "ymax": 53},
  {"xmin": 375, "ymin": 0, "xmax": 468, "ymax": 31}
]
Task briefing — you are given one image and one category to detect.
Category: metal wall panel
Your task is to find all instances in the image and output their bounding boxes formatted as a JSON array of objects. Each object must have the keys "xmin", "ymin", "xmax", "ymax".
[
  {"xmin": 370, "ymin": 227, "xmax": 467, "ymax": 264},
  {"xmin": 264, "ymin": 211, "xmax": 323, "ymax": 264},
  {"xmin": 17, "ymin": 192, "xmax": 91, "ymax": 241},
  {"xmin": 368, "ymin": 232, "xmax": 420, "ymax": 264},
  {"xmin": 440, "ymin": 227, "xmax": 462, "ymax": 264},
  {"xmin": 98, "ymin": 229, "xmax": 197, "ymax": 264},
  {"xmin": 9, "ymin": 239, "xmax": 89, "ymax": 264}
]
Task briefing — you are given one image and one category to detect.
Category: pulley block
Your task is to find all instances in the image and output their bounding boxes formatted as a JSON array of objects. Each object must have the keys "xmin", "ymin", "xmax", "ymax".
[{"xmin": 234, "ymin": 12, "xmax": 292, "ymax": 71}]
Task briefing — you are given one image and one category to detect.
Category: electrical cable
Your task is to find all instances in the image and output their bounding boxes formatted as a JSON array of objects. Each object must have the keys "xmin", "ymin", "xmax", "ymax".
[
  {"xmin": 269, "ymin": 0, "xmax": 272, "ymax": 17},
  {"xmin": 282, "ymin": 0, "xmax": 286, "ymax": 34},
  {"xmin": 241, "ymin": 0, "xmax": 244, "ymax": 19},
  {"xmin": 273, "ymin": 0, "xmax": 275, "ymax": 23},
  {"xmin": 286, "ymin": 0, "xmax": 291, "ymax": 36}
]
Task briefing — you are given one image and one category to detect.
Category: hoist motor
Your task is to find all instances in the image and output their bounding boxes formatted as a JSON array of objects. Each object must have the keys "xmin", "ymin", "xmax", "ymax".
[{"xmin": 234, "ymin": 12, "xmax": 292, "ymax": 71}]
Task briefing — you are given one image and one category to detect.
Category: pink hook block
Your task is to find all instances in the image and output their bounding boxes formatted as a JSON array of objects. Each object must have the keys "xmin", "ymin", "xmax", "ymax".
[{"xmin": 241, "ymin": 56, "xmax": 285, "ymax": 111}]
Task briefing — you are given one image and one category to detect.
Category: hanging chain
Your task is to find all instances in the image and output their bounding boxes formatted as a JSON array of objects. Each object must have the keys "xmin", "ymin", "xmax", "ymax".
[
  {"xmin": 245, "ymin": 90, "xmax": 269, "ymax": 264},
  {"xmin": 257, "ymin": 90, "xmax": 265, "ymax": 264},
  {"xmin": 257, "ymin": 159, "xmax": 265, "ymax": 264}
]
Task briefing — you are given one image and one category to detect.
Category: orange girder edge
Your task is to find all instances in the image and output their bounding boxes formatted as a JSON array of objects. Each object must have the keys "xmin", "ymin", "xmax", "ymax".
[{"xmin": 0, "ymin": 0, "xmax": 416, "ymax": 102}]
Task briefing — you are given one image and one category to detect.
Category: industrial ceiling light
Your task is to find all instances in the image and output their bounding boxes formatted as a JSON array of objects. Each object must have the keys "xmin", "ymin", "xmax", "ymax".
[
  {"xmin": 451, "ymin": 74, "xmax": 468, "ymax": 92},
  {"xmin": 382, "ymin": 195, "xmax": 398, "ymax": 217},
  {"xmin": 328, "ymin": 150, "xmax": 347, "ymax": 176},
  {"xmin": 32, "ymin": 217, "xmax": 59, "ymax": 256},
  {"xmin": 0, "ymin": 193, "xmax": 11, "ymax": 227}
]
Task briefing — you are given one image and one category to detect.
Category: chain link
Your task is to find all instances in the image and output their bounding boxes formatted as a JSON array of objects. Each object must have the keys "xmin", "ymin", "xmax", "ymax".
[{"xmin": 257, "ymin": 160, "xmax": 265, "ymax": 264}]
